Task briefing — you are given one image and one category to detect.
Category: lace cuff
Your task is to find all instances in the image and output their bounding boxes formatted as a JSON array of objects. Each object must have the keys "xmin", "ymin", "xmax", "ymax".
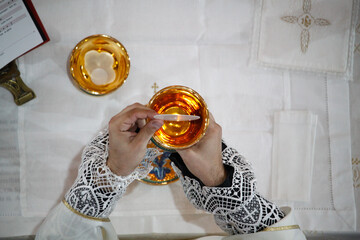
[
  {"xmin": 172, "ymin": 142, "xmax": 284, "ymax": 235},
  {"xmin": 64, "ymin": 129, "xmax": 160, "ymax": 219}
]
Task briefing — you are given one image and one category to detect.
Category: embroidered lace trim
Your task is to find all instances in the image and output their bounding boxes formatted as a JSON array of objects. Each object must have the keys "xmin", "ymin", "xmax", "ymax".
[
  {"xmin": 64, "ymin": 129, "xmax": 160, "ymax": 218},
  {"xmin": 172, "ymin": 143, "xmax": 285, "ymax": 234}
]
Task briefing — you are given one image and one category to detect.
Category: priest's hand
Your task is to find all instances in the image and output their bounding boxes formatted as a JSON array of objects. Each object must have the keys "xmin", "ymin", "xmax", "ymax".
[
  {"xmin": 107, "ymin": 103, "xmax": 164, "ymax": 176},
  {"xmin": 177, "ymin": 114, "xmax": 226, "ymax": 186}
]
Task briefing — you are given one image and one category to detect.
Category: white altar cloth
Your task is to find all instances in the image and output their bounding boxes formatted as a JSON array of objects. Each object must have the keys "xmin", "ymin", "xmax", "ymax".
[{"xmin": 0, "ymin": 0, "xmax": 357, "ymax": 237}]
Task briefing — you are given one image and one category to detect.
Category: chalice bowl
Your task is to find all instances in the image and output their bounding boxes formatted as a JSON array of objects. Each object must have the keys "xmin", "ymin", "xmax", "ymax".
[{"xmin": 148, "ymin": 85, "xmax": 209, "ymax": 151}]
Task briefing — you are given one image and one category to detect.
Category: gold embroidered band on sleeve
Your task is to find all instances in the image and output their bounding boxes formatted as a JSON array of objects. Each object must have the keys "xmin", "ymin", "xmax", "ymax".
[
  {"xmin": 262, "ymin": 224, "xmax": 300, "ymax": 232},
  {"xmin": 62, "ymin": 199, "xmax": 110, "ymax": 222}
]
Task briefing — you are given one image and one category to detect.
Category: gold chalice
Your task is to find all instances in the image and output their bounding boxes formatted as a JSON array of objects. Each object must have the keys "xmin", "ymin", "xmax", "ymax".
[{"xmin": 148, "ymin": 85, "xmax": 209, "ymax": 151}]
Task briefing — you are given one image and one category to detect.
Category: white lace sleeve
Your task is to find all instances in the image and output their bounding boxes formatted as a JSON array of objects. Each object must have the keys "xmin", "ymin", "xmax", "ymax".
[
  {"xmin": 172, "ymin": 143, "xmax": 285, "ymax": 235},
  {"xmin": 64, "ymin": 128, "xmax": 160, "ymax": 219}
]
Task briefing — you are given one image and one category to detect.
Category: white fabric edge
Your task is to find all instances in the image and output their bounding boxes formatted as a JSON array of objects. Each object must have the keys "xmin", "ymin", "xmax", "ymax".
[
  {"xmin": 327, "ymin": 76, "xmax": 356, "ymax": 230},
  {"xmin": 17, "ymin": 58, "xmax": 29, "ymax": 218},
  {"xmin": 0, "ymin": 213, "xmax": 223, "ymax": 237},
  {"xmin": 308, "ymin": 113, "xmax": 318, "ymax": 203},
  {"xmin": 283, "ymin": 71, "xmax": 292, "ymax": 110}
]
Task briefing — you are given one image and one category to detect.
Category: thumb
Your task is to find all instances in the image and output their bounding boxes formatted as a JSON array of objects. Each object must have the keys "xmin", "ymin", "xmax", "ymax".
[{"xmin": 134, "ymin": 119, "xmax": 163, "ymax": 147}]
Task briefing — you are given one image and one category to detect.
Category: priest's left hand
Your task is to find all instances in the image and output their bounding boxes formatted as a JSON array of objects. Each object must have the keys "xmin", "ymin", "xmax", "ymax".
[{"xmin": 177, "ymin": 113, "xmax": 226, "ymax": 186}]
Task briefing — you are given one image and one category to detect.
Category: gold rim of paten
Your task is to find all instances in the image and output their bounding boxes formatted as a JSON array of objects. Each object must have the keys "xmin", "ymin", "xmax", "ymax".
[
  {"xmin": 148, "ymin": 85, "xmax": 209, "ymax": 151},
  {"xmin": 138, "ymin": 175, "xmax": 179, "ymax": 185},
  {"xmin": 69, "ymin": 34, "xmax": 130, "ymax": 96},
  {"xmin": 263, "ymin": 224, "xmax": 300, "ymax": 232},
  {"xmin": 62, "ymin": 199, "xmax": 110, "ymax": 222}
]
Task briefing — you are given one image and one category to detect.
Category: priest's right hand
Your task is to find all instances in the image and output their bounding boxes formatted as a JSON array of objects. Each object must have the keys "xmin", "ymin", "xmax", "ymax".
[{"xmin": 106, "ymin": 103, "xmax": 164, "ymax": 176}]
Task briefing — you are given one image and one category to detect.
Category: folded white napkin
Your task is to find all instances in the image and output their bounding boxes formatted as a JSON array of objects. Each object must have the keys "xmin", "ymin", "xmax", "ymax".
[
  {"xmin": 271, "ymin": 111, "xmax": 318, "ymax": 202},
  {"xmin": 251, "ymin": 0, "xmax": 358, "ymax": 79}
]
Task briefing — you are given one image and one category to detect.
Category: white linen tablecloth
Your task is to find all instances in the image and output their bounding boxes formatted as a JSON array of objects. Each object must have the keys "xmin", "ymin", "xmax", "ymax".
[{"xmin": 0, "ymin": 0, "xmax": 357, "ymax": 237}]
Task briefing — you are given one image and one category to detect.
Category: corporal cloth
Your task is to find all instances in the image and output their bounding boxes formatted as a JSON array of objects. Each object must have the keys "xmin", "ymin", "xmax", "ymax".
[{"xmin": 0, "ymin": 0, "xmax": 357, "ymax": 237}]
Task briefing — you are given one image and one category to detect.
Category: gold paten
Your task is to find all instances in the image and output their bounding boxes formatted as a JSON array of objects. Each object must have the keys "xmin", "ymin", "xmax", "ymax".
[
  {"xmin": 69, "ymin": 34, "xmax": 130, "ymax": 95},
  {"xmin": 0, "ymin": 61, "xmax": 36, "ymax": 105},
  {"xmin": 139, "ymin": 141, "xmax": 179, "ymax": 185}
]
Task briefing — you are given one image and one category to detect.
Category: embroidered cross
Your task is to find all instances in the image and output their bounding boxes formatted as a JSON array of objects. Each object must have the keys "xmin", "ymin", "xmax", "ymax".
[
  {"xmin": 353, "ymin": 158, "xmax": 360, "ymax": 188},
  {"xmin": 151, "ymin": 82, "xmax": 159, "ymax": 94},
  {"xmin": 355, "ymin": 24, "xmax": 360, "ymax": 54},
  {"xmin": 355, "ymin": 43, "xmax": 360, "ymax": 54},
  {"xmin": 281, "ymin": 0, "xmax": 330, "ymax": 53}
]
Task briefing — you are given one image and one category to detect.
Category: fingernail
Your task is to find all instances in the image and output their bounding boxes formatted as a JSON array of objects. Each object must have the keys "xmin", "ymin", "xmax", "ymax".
[{"xmin": 151, "ymin": 120, "xmax": 163, "ymax": 130}]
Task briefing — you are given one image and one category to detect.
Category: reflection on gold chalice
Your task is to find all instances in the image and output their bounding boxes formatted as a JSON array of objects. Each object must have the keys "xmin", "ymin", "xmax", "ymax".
[
  {"xmin": 148, "ymin": 85, "xmax": 209, "ymax": 151},
  {"xmin": 69, "ymin": 34, "xmax": 130, "ymax": 95}
]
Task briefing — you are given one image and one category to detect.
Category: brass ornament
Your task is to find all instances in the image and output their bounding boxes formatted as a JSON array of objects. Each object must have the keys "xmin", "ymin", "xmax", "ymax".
[{"xmin": 0, "ymin": 61, "xmax": 36, "ymax": 105}]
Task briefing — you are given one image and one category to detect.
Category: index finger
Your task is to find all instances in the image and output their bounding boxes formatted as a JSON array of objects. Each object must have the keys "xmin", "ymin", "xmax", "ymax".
[{"xmin": 109, "ymin": 103, "xmax": 158, "ymax": 132}]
